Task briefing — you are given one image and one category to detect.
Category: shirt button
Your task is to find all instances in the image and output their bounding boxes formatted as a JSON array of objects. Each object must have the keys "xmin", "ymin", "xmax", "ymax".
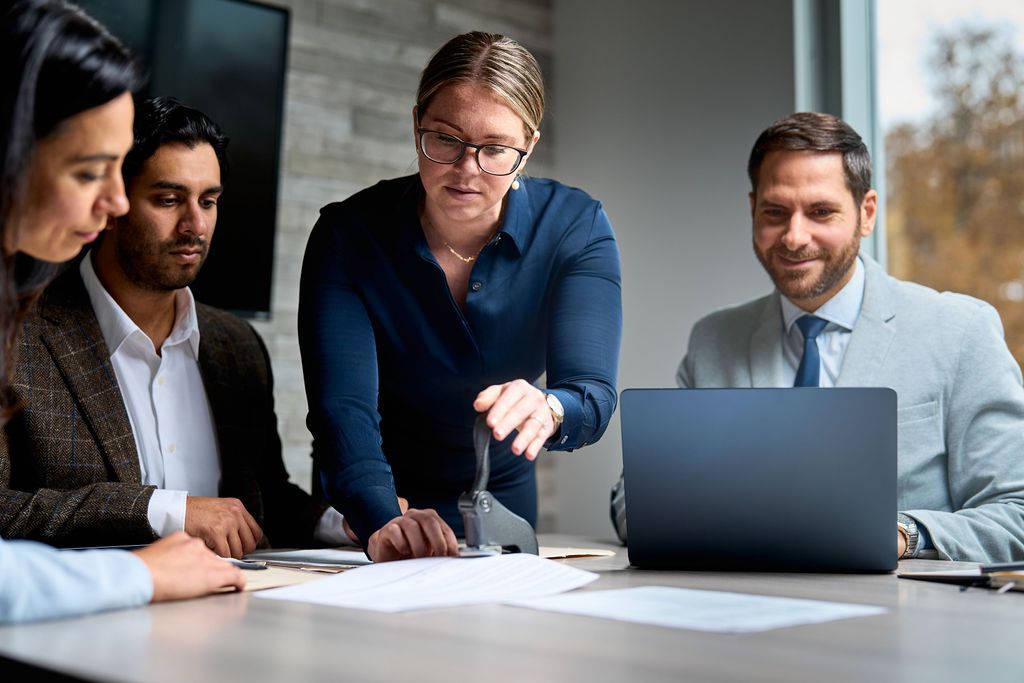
[
  {"xmin": 157, "ymin": 376, "xmax": 166, "ymax": 386},
  {"xmin": 471, "ymin": 281, "xmax": 482, "ymax": 292},
  {"xmin": 168, "ymin": 443, "xmax": 176, "ymax": 453}
]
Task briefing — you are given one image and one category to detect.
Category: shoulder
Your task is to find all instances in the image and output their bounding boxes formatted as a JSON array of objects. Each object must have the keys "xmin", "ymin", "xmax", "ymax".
[
  {"xmin": 691, "ymin": 294, "xmax": 774, "ymax": 341},
  {"xmin": 317, "ymin": 175, "xmax": 419, "ymax": 234},
  {"xmin": 885, "ymin": 272, "xmax": 1001, "ymax": 332},
  {"xmin": 521, "ymin": 177, "xmax": 614, "ymax": 249},
  {"xmin": 196, "ymin": 303, "xmax": 264, "ymax": 349}
]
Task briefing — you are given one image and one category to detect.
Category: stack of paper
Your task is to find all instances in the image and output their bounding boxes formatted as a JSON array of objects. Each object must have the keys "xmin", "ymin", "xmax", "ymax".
[{"xmin": 254, "ymin": 553, "xmax": 598, "ymax": 612}]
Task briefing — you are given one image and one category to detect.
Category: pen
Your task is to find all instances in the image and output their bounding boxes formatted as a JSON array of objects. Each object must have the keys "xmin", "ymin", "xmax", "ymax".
[
  {"xmin": 979, "ymin": 561, "xmax": 1024, "ymax": 574},
  {"xmin": 221, "ymin": 557, "xmax": 268, "ymax": 570}
]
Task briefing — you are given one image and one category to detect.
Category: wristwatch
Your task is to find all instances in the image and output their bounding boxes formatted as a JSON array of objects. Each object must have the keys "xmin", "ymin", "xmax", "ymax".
[
  {"xmin": 897, "ymin": 513, "xmax": 919, "ymax": 559},
  {"xmin": 545, "ymin": 393, "xmax": 564, "ymax": 428}
]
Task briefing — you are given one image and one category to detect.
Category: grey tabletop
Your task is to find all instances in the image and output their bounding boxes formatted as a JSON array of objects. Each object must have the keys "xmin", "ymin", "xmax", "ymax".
[{"xmin": 0, "ymin": 534, "xmax": 1020, "ymax": 683}]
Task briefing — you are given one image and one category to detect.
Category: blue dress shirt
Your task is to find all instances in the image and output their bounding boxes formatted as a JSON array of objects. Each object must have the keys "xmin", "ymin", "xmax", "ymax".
[
  {"xmin": 298, "ymin": 174, "xmax": 622, "ymax": 543},
  {"xmin": 0, "ymin": 536, "xmax": 152, "ymax": 623}
]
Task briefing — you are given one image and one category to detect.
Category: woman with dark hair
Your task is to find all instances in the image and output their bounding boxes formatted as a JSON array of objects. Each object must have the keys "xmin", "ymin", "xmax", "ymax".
[
  {"xmin": 0, "ymin": 0, "xmax": 244, "ymax": 623},
  {"xmin": 300, "ymin": 32, "xmax": 622, "ymax": 561}
]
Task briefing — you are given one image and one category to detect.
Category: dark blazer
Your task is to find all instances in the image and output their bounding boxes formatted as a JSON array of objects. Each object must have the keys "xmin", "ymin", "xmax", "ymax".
[{"xmin": 0, "ymin": 267, "xmax": 327, "ymax": 548}]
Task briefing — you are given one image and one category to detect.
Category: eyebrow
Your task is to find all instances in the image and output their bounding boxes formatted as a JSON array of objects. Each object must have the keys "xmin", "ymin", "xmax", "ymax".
[
  {"xmin": 431, "ymin": 118, "xmax": 518, "ymax": 145},
  {"xmin": 150, "ymin": 181, "xmax": 224, "ymax": 194},
  {"xmin": 68, "ymin": 153, "xmax": 120, "ymax": 164}
]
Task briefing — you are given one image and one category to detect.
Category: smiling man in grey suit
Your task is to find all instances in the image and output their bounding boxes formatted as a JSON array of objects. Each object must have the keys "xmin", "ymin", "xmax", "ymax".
[{"xmin": 612, "ymin": 112, "xmax": 1024, "ymax": 563}]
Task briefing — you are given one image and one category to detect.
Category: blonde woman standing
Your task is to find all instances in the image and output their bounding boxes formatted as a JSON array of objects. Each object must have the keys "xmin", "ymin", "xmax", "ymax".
[{"xmin": 299, "ymin": 32, "xmax": 622, "ymax": 561}]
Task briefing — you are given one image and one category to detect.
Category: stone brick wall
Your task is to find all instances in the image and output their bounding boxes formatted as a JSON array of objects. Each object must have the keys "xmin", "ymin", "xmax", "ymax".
[{"xmin": 250, "ymin": 0, "xmax": 557, "ymax": 531}]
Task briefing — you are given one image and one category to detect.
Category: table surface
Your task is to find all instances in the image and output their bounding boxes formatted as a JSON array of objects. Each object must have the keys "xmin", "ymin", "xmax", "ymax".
[{"xmin": 0, "ymin": 534, "xmax": 1021, "ymax": 683}]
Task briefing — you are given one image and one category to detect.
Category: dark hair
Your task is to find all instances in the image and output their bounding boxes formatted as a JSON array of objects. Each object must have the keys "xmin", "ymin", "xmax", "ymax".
[
  {"xmin": 0, "ymin": 0, "xmax": 141, "ymax": 422},
  {"xmin": 122, "ymin": 96, "xmax": 230, "ymax": 190},
  {"xmin": 747, "ymin": 112, "xmax": 873, "ymax": 206}
]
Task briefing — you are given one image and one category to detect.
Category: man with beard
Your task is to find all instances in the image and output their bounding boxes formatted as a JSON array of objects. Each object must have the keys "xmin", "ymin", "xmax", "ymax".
[
  {"xmin": 0, "ymin": 97, "xmax": 360, "ymax": 556},
  {"xmin": 611, "ymin": 112, "xmax": 1024, "ymax": 563}
]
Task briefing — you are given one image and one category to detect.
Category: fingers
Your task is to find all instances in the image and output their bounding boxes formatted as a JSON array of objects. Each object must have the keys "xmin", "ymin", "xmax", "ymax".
[
  {"xmin": 511, "ymin": 410, "xmax": 553, "ymax": 459},
  {"xmin": 397, "ymin": 496, "xmax": 410, "ymax": 514},
  {"xmin": 367, "ymin": 510, "xmax": 459, "ymax": 561},
  {"xmin": 241, "ymin": 506, "xmax": 263, "ymax": 547},
  {"xmin": 227, "ymin": 529, "xmax": 244, "ymax": 560},
  {"xmin": 473, "ymin": 383, "xmax": 506, "ymax": 412}
]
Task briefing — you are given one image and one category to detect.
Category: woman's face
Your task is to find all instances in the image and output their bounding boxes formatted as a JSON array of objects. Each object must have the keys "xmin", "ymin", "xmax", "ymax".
[
  {"xmin": 10, "ymin": 92, "xmax": 134, "ymax": 262},
  {"xmin": 415, "ymin": 82, "xmax": 539, "ymax": 227}
]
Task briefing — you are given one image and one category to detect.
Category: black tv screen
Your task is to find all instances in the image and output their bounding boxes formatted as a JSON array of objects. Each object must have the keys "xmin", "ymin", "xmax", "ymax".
[{"xmin": 76, "ymin": 0, "xmax": 289, "ymax": 317}]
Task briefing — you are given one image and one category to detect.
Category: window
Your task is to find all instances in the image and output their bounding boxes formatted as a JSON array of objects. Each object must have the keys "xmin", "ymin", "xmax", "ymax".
[{"xmin": 878, "ymin": 2, "xmax": 1024, "ymax": 364}]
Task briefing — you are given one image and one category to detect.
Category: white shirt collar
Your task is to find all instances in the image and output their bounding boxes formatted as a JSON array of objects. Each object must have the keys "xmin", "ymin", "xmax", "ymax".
[
  {"xmin": 80, "ymin": 255, "xmax": 201, "ymax": 359},
  {"xmin": 780, "ymin": 255, "xmax": 865, "ymax": 334}
]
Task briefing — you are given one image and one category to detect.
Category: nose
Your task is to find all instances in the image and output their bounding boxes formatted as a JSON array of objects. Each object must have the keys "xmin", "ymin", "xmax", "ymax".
[
  {"xmin": 179, "ymin": 201, "xmax": 209, "ymax": 237},
  {"xmin": 455, "ymin": 146, "xmax": 482, "ymax": 174},
  {"xmin": 780, "ymin": 213, "xmax": 811, "ymax": 251},
  {"xmin": 97, "ymin": 173, "xmax": 129, "ymax": 218}
]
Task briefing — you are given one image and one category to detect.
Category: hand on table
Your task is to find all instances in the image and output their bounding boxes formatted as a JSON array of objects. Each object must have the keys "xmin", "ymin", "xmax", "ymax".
[
  {"xmin": 474, "ymin": 379, "xmax": 556, "ymax": 461},
  {"xmin": 897, "ymin": 525, "xmax": 908, "ymax": 559},
  {"xmin": 343, "ymin": 496, "xmax": 409, "ymax": 545},
  {"xmin": 184, "ymin": 496, "xmax": 263, "ymax": 559},
  {"xmin": 134, "ymin": 532, "xmax": 245, "ymax": 602},
  {"xmin": 367, "ymin": 508, "xmax": 459, "ymax": 562}
]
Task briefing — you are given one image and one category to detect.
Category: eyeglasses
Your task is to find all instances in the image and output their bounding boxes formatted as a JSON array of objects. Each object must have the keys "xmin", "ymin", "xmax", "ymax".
[{"xmin": 417, "ymin": 129, "xmax": 528, "ymax": 176}]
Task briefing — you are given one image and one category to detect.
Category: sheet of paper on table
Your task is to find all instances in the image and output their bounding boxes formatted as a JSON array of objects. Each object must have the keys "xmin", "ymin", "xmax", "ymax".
[
  {"xmin": 253, "ymin": 553, "xmax": 598, "ymax": 612},
  {"xmin": 509, "ymin": 586, "xmax": 887, "ymax": 634}
]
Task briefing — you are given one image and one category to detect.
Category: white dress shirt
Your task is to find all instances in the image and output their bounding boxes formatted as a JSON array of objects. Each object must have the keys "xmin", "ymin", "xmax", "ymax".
[
  {"xmin": 779, "ymin": 256, "xmax": 866, "ymax": 386},
  {"xmin": 80, "ymin": 258, "xmax": 352, "ymax": 545},
  {"xmin": 81, "ymin": 257, "xmax": 219, "ymax": 536}
]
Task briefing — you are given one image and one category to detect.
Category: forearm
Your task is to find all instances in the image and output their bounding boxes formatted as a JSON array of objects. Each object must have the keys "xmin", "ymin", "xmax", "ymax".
[
  {"xmin": 0, "ymin": 539, "xmax": 152, "ymax": 623},
  {"xmin": 544, "ymin": 209, "xmax": 622, "ymax": 452},
  {"xmin": 905, "ymin": 504, "xmax": 1024, "ymax": 563},
  {"xmin": 0, "ymin": 483, "xmax": 157, "ymax": 546}
]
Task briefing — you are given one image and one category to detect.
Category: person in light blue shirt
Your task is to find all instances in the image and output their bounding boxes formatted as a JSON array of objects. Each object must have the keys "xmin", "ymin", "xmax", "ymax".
[{"xmin": 0, "ymin": 0, "xmax": 244, "ymax": 623}]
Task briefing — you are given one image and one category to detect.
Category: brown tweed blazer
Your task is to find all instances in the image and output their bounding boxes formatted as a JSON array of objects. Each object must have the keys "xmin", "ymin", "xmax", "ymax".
[{"xmin": 0, "ymin": 266, "xmax": 327, "ymax": 548}]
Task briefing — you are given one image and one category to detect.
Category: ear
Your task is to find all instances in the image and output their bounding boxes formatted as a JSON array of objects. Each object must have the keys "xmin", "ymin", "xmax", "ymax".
[
  {"xmin": 858, "ymin": 189, "xmax": 878, "ymax": 237},
  {"xmin": 519, "ymin": 130, "xmax": 541, "ymax": 171}
]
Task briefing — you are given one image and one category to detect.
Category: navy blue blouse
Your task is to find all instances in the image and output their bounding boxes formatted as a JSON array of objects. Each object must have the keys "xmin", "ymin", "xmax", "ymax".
[{"xmin": 298, "ymin": 174, "xmax": 622, "ymax": 544}]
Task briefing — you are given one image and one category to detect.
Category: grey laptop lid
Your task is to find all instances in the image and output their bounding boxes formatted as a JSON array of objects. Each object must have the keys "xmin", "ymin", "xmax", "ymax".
[{"xmin": 621, "ymin": 388, "xmax": 897, "ymax": 572}]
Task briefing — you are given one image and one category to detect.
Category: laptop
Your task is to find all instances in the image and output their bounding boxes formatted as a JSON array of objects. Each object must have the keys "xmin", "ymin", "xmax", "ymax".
[{"xmin": 620, "ymin": 387, "xmax": 897, "ymax": 572}]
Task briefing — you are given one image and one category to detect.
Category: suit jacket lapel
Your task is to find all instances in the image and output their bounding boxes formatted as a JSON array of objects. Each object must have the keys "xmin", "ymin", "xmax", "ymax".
[
  {"xmin": 749, "ymin": 291, "xmax": 787, "ymax": 387},
  {"xmin": 37, "ymin": 271, "xmax": 141, "ymax": 483},
  {"xmin": 837, "ymin": 256, "xmax": 897, "ymax": 387},
  {"xmin": 195, "ymin": 308, "xmax": 260, "ymax": 514}
]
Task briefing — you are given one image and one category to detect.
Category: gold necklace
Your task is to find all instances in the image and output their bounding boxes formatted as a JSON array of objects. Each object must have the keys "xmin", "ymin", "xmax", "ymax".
[
  {"xmin": 442, "ymin": 240, "xmax": 482, "ymax": 263},
  {"xmin": 422, "ymin": 211, "xmax": 496, "ymax": 264}
]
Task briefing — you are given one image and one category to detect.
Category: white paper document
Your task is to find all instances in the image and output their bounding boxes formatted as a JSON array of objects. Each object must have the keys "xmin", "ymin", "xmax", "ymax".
[
  {"xmin": 510, "ymin": 586, "xmax": 886, "ymax": 633},
  {"xmin": 254, "ymin": 553, "xmax": 599, "ymax": 612}
]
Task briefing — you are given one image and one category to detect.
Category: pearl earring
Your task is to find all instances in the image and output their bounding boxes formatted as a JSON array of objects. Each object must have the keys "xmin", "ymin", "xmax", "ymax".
[{"xmin": 511, "ymin": 175, "xmax": 521, "ymax": 191}]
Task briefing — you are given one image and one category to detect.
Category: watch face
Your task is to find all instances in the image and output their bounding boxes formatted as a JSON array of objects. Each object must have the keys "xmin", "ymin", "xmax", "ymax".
[{"xmin": 546, "ymin": 393, "xmax": 564, "ymax": 418}]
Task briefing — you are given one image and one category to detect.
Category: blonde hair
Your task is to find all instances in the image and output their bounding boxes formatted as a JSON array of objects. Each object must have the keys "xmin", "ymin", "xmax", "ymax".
[{"xmin": 416, "ymin": 31, "xmax": 545, "ymax": 139}]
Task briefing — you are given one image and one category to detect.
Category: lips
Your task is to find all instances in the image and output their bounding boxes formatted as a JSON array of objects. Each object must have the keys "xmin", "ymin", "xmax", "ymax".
[{"xmin": 444, "ymin": 185, "xmax": 480, "ymax": 199}]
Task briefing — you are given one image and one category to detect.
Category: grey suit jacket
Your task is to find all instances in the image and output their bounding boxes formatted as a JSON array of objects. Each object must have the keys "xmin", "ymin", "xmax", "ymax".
[{"xmin": 614, "ymin": 256, "xmax": 1024, "ymax": 562}]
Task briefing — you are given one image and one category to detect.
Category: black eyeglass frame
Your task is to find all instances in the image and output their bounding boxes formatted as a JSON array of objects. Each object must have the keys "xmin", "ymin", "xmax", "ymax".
[{"xmin": 417, "ymin": 128, "xmax": 529, "ymax": 176}]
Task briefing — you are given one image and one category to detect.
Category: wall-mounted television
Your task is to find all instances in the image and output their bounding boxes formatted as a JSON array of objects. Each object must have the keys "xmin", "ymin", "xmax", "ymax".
[{"xmin": 76, "ymin": 0, "xmax": 289, "ymax": 318}]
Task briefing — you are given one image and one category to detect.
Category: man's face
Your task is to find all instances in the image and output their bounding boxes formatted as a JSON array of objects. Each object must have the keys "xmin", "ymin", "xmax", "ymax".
[
  {"xmin": 112, "ymin": 141, "xmax": 222, "ymax": 291},
  {"xmin": 750, "ymin": 150, "xmax": 876, "ymax": 311}
]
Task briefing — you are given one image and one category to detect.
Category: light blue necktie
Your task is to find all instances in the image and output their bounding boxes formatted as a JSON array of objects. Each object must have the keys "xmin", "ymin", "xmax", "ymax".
[{"xmin": 794, "ymin": 315, "xmax": 828, "ymax": 387}]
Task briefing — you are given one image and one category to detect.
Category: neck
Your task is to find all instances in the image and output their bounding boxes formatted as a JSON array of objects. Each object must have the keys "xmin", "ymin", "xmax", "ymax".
[
  {"xmin": 91, "ymin": 246, "xmax": 179, "ymax": 351},
  {"xmin": 420, "ymin": 201, "xmax": 503, "ymax": 256}
]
